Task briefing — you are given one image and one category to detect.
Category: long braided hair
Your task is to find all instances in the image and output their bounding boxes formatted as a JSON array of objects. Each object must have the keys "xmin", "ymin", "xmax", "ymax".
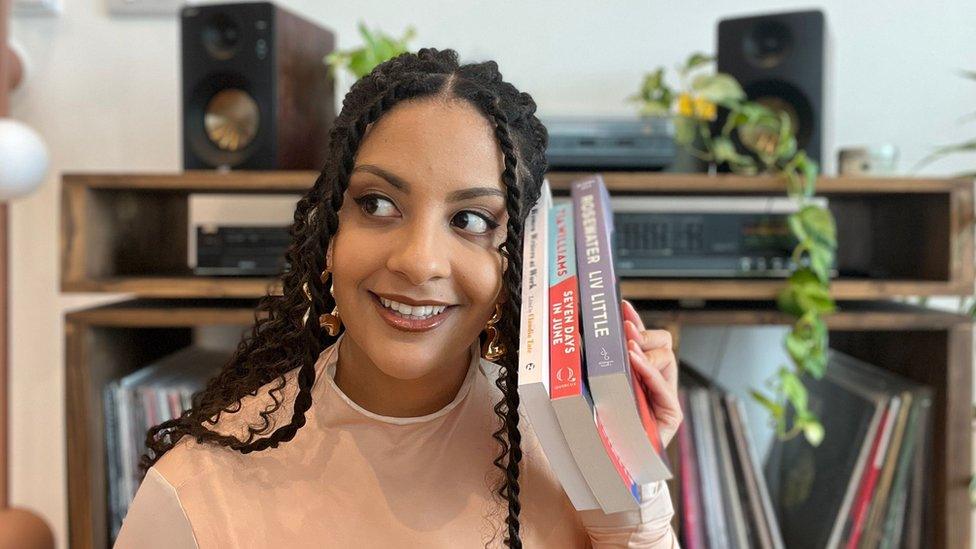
[{"xmin": 140, "ymin": 48, "xmax": 548, "ymax": 547}]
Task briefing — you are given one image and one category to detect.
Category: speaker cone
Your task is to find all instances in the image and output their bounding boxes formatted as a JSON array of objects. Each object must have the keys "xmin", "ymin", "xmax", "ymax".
[{"xmin": 204, "ymin": 89, "xmax": 260, "ymax": 152}]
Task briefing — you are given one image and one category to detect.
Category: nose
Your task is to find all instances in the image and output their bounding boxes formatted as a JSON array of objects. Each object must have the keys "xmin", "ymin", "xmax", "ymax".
[{"xmin": 386, "ymin": 217, "xmax": 452, "ymax": 286}]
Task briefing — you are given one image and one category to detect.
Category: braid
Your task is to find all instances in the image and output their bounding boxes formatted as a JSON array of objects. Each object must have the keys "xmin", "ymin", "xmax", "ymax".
[{"xmin": 139, "ymin": 48, "xmax": 548, "ymax": 547}]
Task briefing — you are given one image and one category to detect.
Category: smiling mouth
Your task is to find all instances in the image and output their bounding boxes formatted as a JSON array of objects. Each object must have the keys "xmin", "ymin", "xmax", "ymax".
[{"xmin": 369, "ymin": 291, "xmax": 457, "ymax": 332}]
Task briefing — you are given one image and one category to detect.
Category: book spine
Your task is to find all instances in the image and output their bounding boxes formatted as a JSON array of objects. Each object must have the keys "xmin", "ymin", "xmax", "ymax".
[
  {"xmin": 549, "ymin": 202, "xmax": 582, "ymax": 400},
  {"xmin": 572, "ymin": 174, "xmax": 670, "ymax": 484},
  {"xmin": 677, "ymin": 390, "xmax": 704, "ymax": 549},
  {"xmin": 572, "ymin": 175, "xmax": 628, "ymax": 379},
  {"xmin": 518, "ymin": 180, "xmax": 551, "ymax": 385},
  {"xmin": 846, "ymin": 398, "xmax": 899, "ymax": 548}
]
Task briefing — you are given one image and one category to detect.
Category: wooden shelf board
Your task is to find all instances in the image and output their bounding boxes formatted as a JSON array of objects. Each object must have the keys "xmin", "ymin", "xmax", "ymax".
[
  {"xmin": 62, "ymin": 170, "xmax": 974, "ymax": 194},
  {"xmin": 630, "ymin": 299, "xmax": 973, "ymax": 330},
  {"xmin": 61, "ymin": 277, "xmax": 282, "ymax": 298},
  {"xmin": 63, "ymin": 171, "xmax": 316, "ymax": 192},
  {"xmin": 545, "ymin": 171, "xmax": 973, "ymax": 194},
  {"xmin": 64, "ymin": 297, "xmax": 971, "ymax": 330},
  {"xmin": 622, "ymin": 278, "xmax": 972, "ymax": 299},
  {"xmin": 60, "ymin": 275, "xmax": 970, "ymax": 300}
]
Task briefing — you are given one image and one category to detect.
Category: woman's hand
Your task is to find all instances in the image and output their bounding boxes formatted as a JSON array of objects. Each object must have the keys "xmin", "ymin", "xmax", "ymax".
[{"xmin": 621, "ymin": 299, "xmax": 683, "ymax": 449}]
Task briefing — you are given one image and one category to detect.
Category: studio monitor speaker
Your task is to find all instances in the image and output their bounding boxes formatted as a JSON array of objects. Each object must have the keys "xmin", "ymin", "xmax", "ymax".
[
  {"xmin": 717, "ymin": 10, "xmax": 825, "ymax": 165},
  {"xmin": 181, "ymin": 2, "xmax": 336, "ymax": 170}
]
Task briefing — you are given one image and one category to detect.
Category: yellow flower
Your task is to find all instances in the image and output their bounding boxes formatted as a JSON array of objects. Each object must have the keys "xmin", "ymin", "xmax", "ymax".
[
  {"xmin": 677, "ymin": 93, "xmax": 695, "ymax": 117},
  {"xmin": 694, "ymin": 96, "xmax": 717, "ymax": 121}
]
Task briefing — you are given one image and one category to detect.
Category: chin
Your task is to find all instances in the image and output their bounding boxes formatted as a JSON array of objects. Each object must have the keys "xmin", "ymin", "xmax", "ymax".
[{"xmin": 369, "ymin": 349, "xmax": 443, "ymax": 381}]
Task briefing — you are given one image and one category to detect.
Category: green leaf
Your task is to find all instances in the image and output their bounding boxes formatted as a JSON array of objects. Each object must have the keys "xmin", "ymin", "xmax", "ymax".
[
  {"xmin": 931, "ymin": 140, "xmax": 976, "ymax": 155},
  {"xmin": 684, "ymin": 52, "xmax": 714, "ymax": 72},
  {"xmin": 785, "ymin": 329, "xmax": 813, "ymax": 364},
  {"xmin": 804, "ymin": 345, "xmax": 827, "ymax": 378},
  {"xmin": 691, "ymin": 73, "xmax": 746, "ymax": 103},
  {"xmin": 779, "ymin": 368, "xmax": 808, "ymax": 411},
  {"xmin": 750, "ymin": 389, "xmax": 784, "ymax": 420},
  {"xmin": 330, "ymin": 22, "xmax": 416, "ymax": 79},
  {"xmin": 797, "ymin": 205, "xmax": 837, "ymax": 249},
  {"xmin": 798, "ymin": 153, "xmax": 819, "ymax": 197},
  {"xmin": 776, "ymin": 135, "xmax": 798, "ymax": 162},
  {"xmin": 803, "ymin": 419, "xmax": 825, "ymax": 446},
  {"xmin": 808, "ymin": 245, "xmax": 834, "ymax": 284},
  {"xmin": 712, "ymin": 136, "xmax": 739, "ymax": 163},
  {"xmin": 780, "ymin": 268, "xmax": 836, "ymax": 315},
  {"xmin": 914, "ymin": 139, "xmax": 976, "ymax": 171}
]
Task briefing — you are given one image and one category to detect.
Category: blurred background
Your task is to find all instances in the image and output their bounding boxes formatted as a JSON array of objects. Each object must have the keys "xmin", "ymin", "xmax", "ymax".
[{"xmin": 4, "ymin": 1, "xmax": 976, "ymax": 548}]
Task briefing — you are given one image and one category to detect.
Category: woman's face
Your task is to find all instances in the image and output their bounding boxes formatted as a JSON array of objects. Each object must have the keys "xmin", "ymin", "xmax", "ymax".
[{"xmin": 328, "ymin": 98, "xmax": 510, "ymax": 381}]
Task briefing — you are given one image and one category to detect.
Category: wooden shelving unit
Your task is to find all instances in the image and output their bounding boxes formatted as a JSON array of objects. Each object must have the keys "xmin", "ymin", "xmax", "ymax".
[
  {"xmin": 62, "ymin": 171, "xmax": 974, "ymax": 299},
  {"xmin": 60, "ymin": 171, "xmax": 974, "ymax": 549}
]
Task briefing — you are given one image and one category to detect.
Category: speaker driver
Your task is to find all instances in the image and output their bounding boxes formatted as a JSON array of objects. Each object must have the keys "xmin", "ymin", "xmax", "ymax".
[
  {"xmin": 204, "ymin": 88, "xmax": 260, "ymax": 152},
  {"xmin": 744, "ymin": 20, "xmax": 793, "ymax": 69},
  {"xmin": 202, "ymin": 12, "xmax": 243, "ymax": 61}
]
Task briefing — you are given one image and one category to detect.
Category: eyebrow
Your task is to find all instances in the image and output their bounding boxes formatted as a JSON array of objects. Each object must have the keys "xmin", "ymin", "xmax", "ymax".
[{"xmin": 352, "ymin": 164, "xmax": 506, "ymax": 202}]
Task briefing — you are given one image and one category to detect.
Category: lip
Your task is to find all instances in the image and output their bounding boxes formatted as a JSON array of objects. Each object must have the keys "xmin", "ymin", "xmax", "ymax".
[
  {"xmin": 370, "ymin": 291, "xmax": 456, "ymax": 332},
  {"xmin": 372, "ymin": 291, "xmax": 454, "ymax": 307}
]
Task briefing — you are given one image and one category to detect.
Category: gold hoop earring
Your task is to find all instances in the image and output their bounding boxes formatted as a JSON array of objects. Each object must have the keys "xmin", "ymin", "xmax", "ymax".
[
  {"xmin": 481, "ymin": 302, "xmax": 505, "ymax": 361},
  {"xmin": 318, "ymin": 269, "xmax": 342, "ymax": 336},
  {"xmin": 302, "ymin": 269, "xmax": 342, "ymax": 336}
]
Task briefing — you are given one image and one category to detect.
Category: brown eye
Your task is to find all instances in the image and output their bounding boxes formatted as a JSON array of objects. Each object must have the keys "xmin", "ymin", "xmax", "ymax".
[
  {"xmin": 354, "ymin": 194, "xmax": 398, "ymax": 217},
  {"xmin": 451, "ymin": 210, "xmax": 499, "ymax": 235}
]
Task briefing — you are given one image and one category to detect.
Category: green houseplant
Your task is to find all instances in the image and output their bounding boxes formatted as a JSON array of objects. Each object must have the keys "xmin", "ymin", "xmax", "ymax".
[
  {"xmin": 629, "ymin": 53, "xmax": 838, "ymax": 446},
  {"xmin": 324, "ymin": 22, "xmax": 416, "ymax": 80}
]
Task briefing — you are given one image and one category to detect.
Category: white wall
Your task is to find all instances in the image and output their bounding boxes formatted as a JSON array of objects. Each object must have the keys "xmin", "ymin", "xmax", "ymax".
[{"xmin": 9, "ymin": 0, "xmax": 976, "ymax": 546}]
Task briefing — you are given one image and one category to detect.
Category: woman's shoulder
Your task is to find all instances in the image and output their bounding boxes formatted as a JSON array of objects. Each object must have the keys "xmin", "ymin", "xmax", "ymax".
[{"xmin": 151, "ymin": 360, "xmax": 310, "ymax": 489}]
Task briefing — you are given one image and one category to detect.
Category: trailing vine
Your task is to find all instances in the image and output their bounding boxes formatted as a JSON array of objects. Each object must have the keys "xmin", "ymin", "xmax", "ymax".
[{"xmin": 629, "ymin": 53, "xmax": 838, "ymax": 446}]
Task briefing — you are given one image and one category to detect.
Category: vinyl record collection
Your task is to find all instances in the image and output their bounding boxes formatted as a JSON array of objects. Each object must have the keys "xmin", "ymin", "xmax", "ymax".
[
  {"xmin": 103, "ymin": 346, "xmax": 228, "ymax": 540},
  {"xmin": 675, "ymin": 351, "xmax": 933, "ymax": 549}
]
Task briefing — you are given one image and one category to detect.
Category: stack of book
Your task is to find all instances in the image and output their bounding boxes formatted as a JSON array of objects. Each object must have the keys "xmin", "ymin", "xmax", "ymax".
[
  {"xmin": 677, "ymin": 349, "xmax": 932, "ymax": 549},
  {"xmin": 517, "ymin": 174, "xmax": 672, "ymax": 515},
  {"xmin": 103, "ymin": 346, "xmax": 227, "ymax": 540}
]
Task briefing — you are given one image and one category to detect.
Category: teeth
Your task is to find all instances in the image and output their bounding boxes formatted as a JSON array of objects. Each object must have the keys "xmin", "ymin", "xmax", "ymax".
[{"xmin": 379, "ymin": 297, "xmax": 447, "ymax": 318}]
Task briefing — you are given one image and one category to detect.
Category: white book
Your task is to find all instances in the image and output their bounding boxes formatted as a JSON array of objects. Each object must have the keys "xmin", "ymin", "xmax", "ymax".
[{"xmin": 517, "ymin": 179, "xmax": 600, "ymax": 512}]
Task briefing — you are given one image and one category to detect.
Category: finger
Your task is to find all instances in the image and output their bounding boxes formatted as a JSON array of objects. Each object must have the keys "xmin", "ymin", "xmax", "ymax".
[
  {"xmin": 625, "ymin": 324, "xmax": 672, "ymax": 353},
  {"xmin": 628, "ymin": 339, "xmax": 678, "ymax": 389},
  {"xmin": 621, "ymin": 299, "xmax": 647, "ymax": 333},
  {"xmin": 628, "ymin": 349, "xmax": 682, "ymax": 423},
  {"xmin": 623, "ymin": 320, "xmax": 643, "ymax": 347},
  {"xmin": 627, "ymin": 339, "xmax": 674, "ymax": 376}
]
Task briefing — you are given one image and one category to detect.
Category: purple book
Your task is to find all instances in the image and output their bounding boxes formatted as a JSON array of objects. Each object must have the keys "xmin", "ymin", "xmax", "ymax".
[{"xmin": 571, "ymin": 174, "xmax": 671, "ymax": 484}]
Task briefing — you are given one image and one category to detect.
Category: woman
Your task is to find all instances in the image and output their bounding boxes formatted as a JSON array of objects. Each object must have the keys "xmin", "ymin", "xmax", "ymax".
[{"xmin": 115, "ymin": 48, "xmax": 683, "ymax": 548}]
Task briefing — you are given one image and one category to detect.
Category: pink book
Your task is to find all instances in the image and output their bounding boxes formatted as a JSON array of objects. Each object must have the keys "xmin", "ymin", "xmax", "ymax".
[{"xmin": 678, "ymin": 390, "xmax": 704, "ymax": 549}]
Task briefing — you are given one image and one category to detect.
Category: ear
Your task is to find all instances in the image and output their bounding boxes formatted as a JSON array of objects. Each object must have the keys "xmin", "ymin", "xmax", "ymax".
[{"xmin": 325, "ymin": 239, "xmax": 334, "ymax": 271}]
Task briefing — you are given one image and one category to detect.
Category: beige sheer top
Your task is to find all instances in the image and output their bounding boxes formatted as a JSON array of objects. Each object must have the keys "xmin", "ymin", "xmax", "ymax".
[{"xmin": 114, "ymin": 332, "xmax": 679, "ymax": 548}]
